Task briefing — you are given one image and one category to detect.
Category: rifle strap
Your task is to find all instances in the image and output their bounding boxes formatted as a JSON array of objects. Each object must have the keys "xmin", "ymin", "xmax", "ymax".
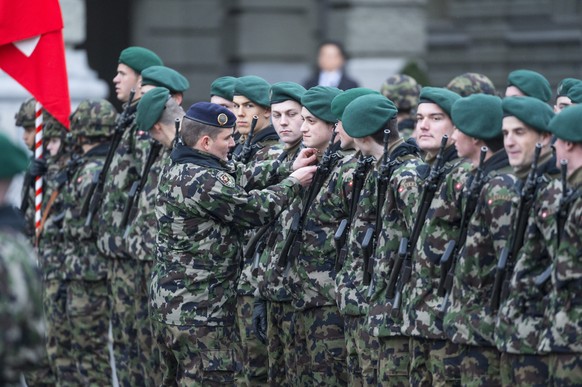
[{"xmin": 35, "ymin": 188, "xmax": 60, "ymax": 243}]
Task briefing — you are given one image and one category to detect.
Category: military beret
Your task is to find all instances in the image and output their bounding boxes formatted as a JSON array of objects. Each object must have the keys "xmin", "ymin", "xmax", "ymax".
[
  {"xmin": 184, "ymin": 102, "xmax": 236, "ymax": 128},
  {"xmin": 270, "ymin": 82, "xmax": 306, "ymax": 105},
  {"xmin": 118, "ymin": 46, "xmax": 163, "ymax": 74},
  {"xmin": 380, "ymin": 74, "xmax": 421, "ymax": 111},
  {"xmin": 210, "ymin": 76, "xmax": 237, "ymax": 101},
  {"xmin": 233, "ymin": 75, "xmax": 271, "ymax": 107},
  {"xmin": 502, "ymin": 96, "xmax": 555, "ymax": 133},
  {"xmin": 548, "ymin": 104, "xmax": 582, "ymax": 143},
  {"xmin": 451, "ymin": 94, "xmax": 503, "ymax": 140},
  {"xmin": 506, "ymin": 69, "xmax": 551, "ymax": 102},
  {"xmin": 567, "ymin": 82, "xmax": 582, "ymax": 104},
  {"xmin": 342, "ymin": 94, "xmax": 398, "ymax": 138},
  {"xmin": 557, "ymin": 78, "xmax": 582, "ymax": 97},
  {"xmin": 446, "ymin": 72, "xmax": 497, "ymax": 97},
  {"xmin": 141, "ymin": 66, "xmax": 189, "ymax": 93},
  {"xmin": 419, "ymin": 87, "xmax": 461, "ymax": 117},
  {"xmin": 331, "ymin": 88, "xmax": 380, "ymax": 121},
  {"xmin": 301, "ymin": 86, "xmax": 342, "ymax": 123},
  {"xmin": 136, "ymin": 87, "xmax": 170, "ymax": 132},
  {"xmin": 0, "ymin": 133, "xmax": 29, "ymax": 180}
]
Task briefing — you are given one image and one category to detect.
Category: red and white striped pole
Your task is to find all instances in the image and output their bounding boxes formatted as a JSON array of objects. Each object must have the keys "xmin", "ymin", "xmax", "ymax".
[{"xmin": 34, "ymin": 101, "xmax": 43, "ymax": 233}]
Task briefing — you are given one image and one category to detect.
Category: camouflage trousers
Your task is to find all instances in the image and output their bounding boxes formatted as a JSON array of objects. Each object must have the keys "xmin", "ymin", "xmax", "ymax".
[
  {"xmin": 236, "ymin": 295, "xmax": 268, "ymax": 386},
  {"xmin": 409, "ymin": 337, "xmax": 462, "ymax": 387},
  {"xmin": 548, "ymin": 352, "xmax": 582, "ymax": 386},
  {"xmin": 153, "ymin": 320, "xmax": 242, "ymax": 386},
  {"xmin": 459, "ymin": 344, "xmax": 501, "ymax": 387},
  {"xmin": 499, "ymin": 352, "xmax": 550, "ymax": 386},
  {"xmin": 297, "ymin": 305, "xmax": 349, "ymax": 386},
  {"xmin": 344, "ymin": 315, "xmax": 380, "ymax": 386},
  {"xmin": 377, "ymin": 335, "xmax": 410, "ymax": 387},
  {"xmin": 266, "ymin": 301, "xmax": 302, "ymax": 386}
]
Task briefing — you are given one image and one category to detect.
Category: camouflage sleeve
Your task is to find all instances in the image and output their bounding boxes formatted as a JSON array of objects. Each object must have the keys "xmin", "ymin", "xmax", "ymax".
[
  {"xmin": 233, "ymin": 158, "xmax": 292, "ymax": 190},
  {"xmin": 480, "ymin": 175, "xmax": 516, "ymax": 259},
  {"xmin": 64, "ymin": 160, "xmax": 102, "ymax": 241}
]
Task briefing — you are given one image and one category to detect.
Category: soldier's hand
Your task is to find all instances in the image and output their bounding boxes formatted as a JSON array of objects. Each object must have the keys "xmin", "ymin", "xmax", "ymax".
[
  {"xmin": 292, "ymin": 148, "xmax": 318, "ymax": 171},
  {"xmin": 290, "ymin": 165, "xmax": 318, "ymax": 187},
  {"xmin": 28, "ymin": 157, "xmax": 48, "ymax": 178},
  {"xmin": 252, "ymin": 299, "xmax": 268, "ymax": 344}
]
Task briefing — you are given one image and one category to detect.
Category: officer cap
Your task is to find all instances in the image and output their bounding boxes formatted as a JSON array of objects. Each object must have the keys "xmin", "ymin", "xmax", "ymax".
[
  {"xmin": 301, "ymin": 86, "xmax": 342, "ymax": 124},
  {"xmin": 270, "ymin": 82, "xmax": 306, "ymax": 105},
  {"xmin": 0, "ymin": 133, "xmax": 29, "ymax": 180},
  {"xmin": 184, "ymin": 102, "xmax": 236, "ymax": 128},
  {"xmin": 380, "ymin": 74, "xmax": 421, "ymax": 111},
  {"xmin": 446, "ymin": 72, "xmax": 497, "ymax": 97},
  {"xmin": 233, "ymin": 76, "xmax": 271, "ymax": 107},
  {"xmin": 71, "ymin": 99, "xmax": 118, "ymax": 138},
  {"xmin": 118, "ymin": 46, "xmax": 163, "ymax": 74},
  {"xmin": 502, "ymin": 96, "xmax": 554, "ymax": 133},
  {"xmin": 548, "ymin": 104, "xmax": 582, "ymax": 143},
  {"xmin": 343, "ymin": 94, "xmax": 398, "ymax": 138},
  {"xmin": 136, "ymin": 88, "xmax": 170, "ymax": 132},
  {"xmin": 210, "ymin": 76, "xmax": 237, "ymax": 101},
  {"xmin": 557, "ymin": 78, "xmax": 582, "ymax": 97},
  {"xmin": 451, "ymin": 94, "xmax": 503, "ymax": 140},
  {"xmin": 567, "ymin": 82, "xmax": 582, "ymax": 104},
  {"xmin": 506, "ymin": 69, "xmax": 551, "ymax": 102},
  {"xmin": 419, "ymin": 87, "xmax": 461, "ymax": 118},
  {"xmin": 141, "ymin": 66, "xmax": 189, "ymax": 93},
  {"xmin": 331, "ymin": 87, "xmax": 380, "ymax": 121},
  {"xmin": 15, "ymin": 97, "xmax": 36, "ymax": 127}
]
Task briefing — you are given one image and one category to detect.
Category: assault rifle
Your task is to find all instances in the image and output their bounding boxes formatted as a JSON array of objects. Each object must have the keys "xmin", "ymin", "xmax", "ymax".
[{"xmin": 234, "ymin": 116, "xmax": 258, "ymax": 164}]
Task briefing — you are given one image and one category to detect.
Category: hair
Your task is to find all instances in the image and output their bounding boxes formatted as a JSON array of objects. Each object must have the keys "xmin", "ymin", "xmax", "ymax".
[
  {"xmin": 159, "ymin": 97, "xmax": 185, "ymax": 126},
  {"xmin": 484, "ymin": 134, "xmax": 505, "ymax": 153},
  {"xmin": 181, "ymin": 118, "xmax": 220, "ymax": 148},
  {"xmin": 371, "ymin": 117, "xmax": 399, "ymax": 145},
  {"xmin": 318, "ymin": 40, "xmax": 348, "ymax": 60}
]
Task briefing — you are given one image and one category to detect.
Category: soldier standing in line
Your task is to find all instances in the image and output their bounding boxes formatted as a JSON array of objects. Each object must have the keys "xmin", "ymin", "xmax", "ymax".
[
  {"xmin": 94, "ymin": 46, "xmax": 163, "ymax": 386},
  {"xmin": 494, "ymin": 96, "xmax": 558, "ymax": 386},
  {"xmin": 61, "ymin": 99, "xmax": 119, "ymax": 385},
  {"xmin": 442, "ymin": 94, "xmax": 513, "ymax": 386},
  {"xmin": 505, "ymin": 69, "xmax": 552, "ymax": 102},
  {"xmin": 553, "ymin": 78, "xmax": 581, "ymax": 113},
  {"xmin": 150, "ymin": 102, "xmax": 316, "ymax": 385},
  {"xmin": 379, "ymin": 74, "xmax": 421, "ymax": 140}
]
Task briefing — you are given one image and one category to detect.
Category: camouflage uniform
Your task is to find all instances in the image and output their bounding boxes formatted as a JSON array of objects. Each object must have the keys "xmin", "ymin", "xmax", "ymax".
[
  {"xmin": 151, "ymin": 143, "xmax": 301, "ymax": 385},
  {"xmin": 400, "ymin": 146, "xmax": 472, "ymax": 386},
  {"xmin": 0, "ymin": 206, "xmax": 47, "ymax": 386},
  {"xmin": 380, "ymin": 75, "xmax": 420, "ymax": 140},
  {"xmin": 442, "ymin": 150, "xmax": 514, "ymax": 386}
]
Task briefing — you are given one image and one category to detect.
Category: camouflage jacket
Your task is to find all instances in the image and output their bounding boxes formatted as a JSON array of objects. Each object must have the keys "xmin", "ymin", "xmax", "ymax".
[
  {"xmin": 62, "ymin": 143, "xmax": 110, "ymax": 281},
  {"xmin": 0, "ymin": 206, "xmax": 46, "ymax": 385},
  {"xmin": 20, "ymin": 158, "xmax": 35, "ymax": 238},
  {"xmin": 443, "ymin": 150, "xmax": 515, "ymax": 347},
  {"xmin": 232, "ymin": 124, "xmax": 280, "ymax": 163},
  {"xmin": 401, "ymin": 147, "xmax": 473, "ymax": 339},
  {"xmin": 253, "ymin": 139, "xmax": 302, "ymax": 163},
  {"xmin": 151, "ymin": 145, "xmax": 301, "ymax": 326}
]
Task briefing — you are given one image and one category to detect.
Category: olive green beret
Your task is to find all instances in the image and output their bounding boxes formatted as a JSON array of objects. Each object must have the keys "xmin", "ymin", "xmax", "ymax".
[
  {"xmin": 331, "ymin": 88, "xmax": 380, "ymax": 121},
  {"xmin": 118, "ymin": 46, "xmax": 163, "ymax": 74},
  {"xmin": 557, "ymin": 78, "xmax": 582, "ymax": 97},
  {"xmin": 137, "ymin": 87, "xmax": 170, "ymax": 132},
  {"xmin": 419, "ymin": 87, "xmax": 461, "ymax": 117},
  {"xmin": 548, "ymin": 104, "xmax": 582, "ymax": 143},
  {"xmin": 342, "ymin": 94, "xmax": 398, "ymax": 138},
  {"xmin": 567, "ymin": 83, "xmax": 582, "ymax": 104},
  {"xmin": 141, "ymin": 66, "xmax": 189, "ymax": 93},
  {"xmin": 0, "ymin": 133, "xmax": 29, "ymax": 180},
  {"xmin": 502, "ymin": 96, "xmax": 554, "ymax": 133},
  {"xmin": 270, "ymin": 82, "xmax": 306, "ymax": 105},
  {"xmin": 506, "ymin": 69, "xmax": 551, "ymax": 102},
  {"xmin": 210, "ymin": 76, "xmax": 236, "ymax": 101},
  {"xmin": 301, "ymin": 86, "xmax": 342, "ymax": 123},
  {"xmin": 451, "ymin": 94, "xmax": 503, "ymax": 140},
  {"xmin": 233, "ymin": 75, "xmax": 271, "ymax": 107}
]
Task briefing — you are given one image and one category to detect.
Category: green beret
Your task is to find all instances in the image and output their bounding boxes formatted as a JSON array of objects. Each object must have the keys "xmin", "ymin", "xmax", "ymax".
[
  {"xmin": 210, "ymin": 76, "xmax": 236, "ymax": 101},
  {"xmin": 270, "ymin": 82, "xmax": 306, "ymax": 105},
  {"xmin": 118, "ymin": 46, "xmax": 163, "ymax": 74},
  {"xmin": 567, "ymin": 83, "xmax": 582, "ymax": 104},
  {"xmin": 233, "ymin": 75, "xmax": 271, "ymax": 107},
  {"xmin": 301, "ymin": 86, "xmax": 342, "ymax": 123},
  {"xmin": 137, "ymin": 87, "xmax": 170, "ymax": 132},
  {"xmin": 0, "ymin": 133, "xmax": 29, "ymax": 180},
  {"xmin": 331, "ymin": 88, "xmax": 380, "ymax": 121},
  {"xmin": 451, "ymin": 94, "xmax": 503, "ymax": 140},
  {"xmin": 548, "ymin": 104, "xmax": 582, "ymax": 143},
  {"xmin": 502, "ymin": 96, "xmax": 555, "ymax": 133},
  {"xmin": 506, "ymin": 69, "xmax": 551, "ymax": 102},
  {"xmin": 557, "ymin": 78, "xmax": 582, "ymax": 97},
  {"xmin": 342, "ymin": 94, "xmax": 398, "ymax": 138},
  {"xmin": 141, "ymin": 66, "xmax": 189, "ymax": 93},
  {"xmin": 419, "ymin": 87, "xmax": 461, "ymax": 117}
]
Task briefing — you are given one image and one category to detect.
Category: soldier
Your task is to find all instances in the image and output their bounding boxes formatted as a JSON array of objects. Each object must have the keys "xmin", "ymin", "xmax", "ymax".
[
  {"xmin": 61, "ymin": 99, "xmax": 119, "ymax": 385},
  {"xmin": 0, "ymin": 133, "xmax": 46, "ymax": 386},
  {"xmin": 446, "ymin": 72, "xmax": 498, "ymax": 97},
  {"xmin": 380, "ymin": 74, "xmax": 421, "ymax": 139},
  {"xmin": 505, "ymin": 69, "xmax": 552, "ymax": 102},
  {"xmin": 442, "ymin": 94, "xmax": 513, "ymax": 386},
  {"xmin": 553, "ymin": 77, "xmax": 581, "ymax": 113},
  {"xmin": 140, "ymin": 65, "xmax": 190, "ymax": 105},
  {"xmin": 536, "ymin": 104, "xmax": 582, "ymax": 385},
  {"xmin": 494, "ymin": 97, "xmax": 557, "ymax": 386},
  {"xmin": 95, "ymin": 46, "xmax": 163, "ymax": 386},
  {"xmin": 210, "ymin": 75, "xmax": 237, "ymax": 114},
  {"xmin": 150, "ymin": 102, "xmax": 316, "ymax": 385}
]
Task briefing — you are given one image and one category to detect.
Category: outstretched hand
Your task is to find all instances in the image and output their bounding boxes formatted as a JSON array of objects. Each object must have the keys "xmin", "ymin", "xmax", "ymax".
[{"xmin": 292, "ymin": 148, "xmax": 318, "ymax": 171}]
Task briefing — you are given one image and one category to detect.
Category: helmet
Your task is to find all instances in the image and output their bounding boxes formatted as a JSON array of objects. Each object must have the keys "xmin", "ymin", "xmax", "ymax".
[
  {"xmin": 43, "ymin": 111, "xmax": 68, "ymax": 138},
  {"xmin": 380, "ymin": 74, "xmax": 421, "ymax": 112},
  {"xmin": 70, "ymin": 99, "xmax": 118, "ymax": 138},
  {"xmin": 14, "ymin": 97, "xmax": 37, "ymax": 127},
  {"xmin": 446, "ymin": 72, "xmax": 497, "ymax": 97}
]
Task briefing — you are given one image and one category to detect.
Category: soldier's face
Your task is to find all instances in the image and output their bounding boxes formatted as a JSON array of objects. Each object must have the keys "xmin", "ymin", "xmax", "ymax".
[
  {"xmin": 211, "ymin": 95, "xmax": 236, "ymax": 115},
  {"xmin": 451, "ymin": 128, "xmax": 478, "ymax": 162},
  {"xmin": 505, "ymin": 85, "xmax": 526, "ymax": 98},
  {"xmin": 502, "ymin": 116, "xmax": 550, "ymax": 169},
  {"xmin": 23, "ymin": 126, "xmax": 35, "ymax": 150},
  {"xmin": 271, "ymin": 100, "xmax": 303, "ymax": 145},
  {"xmin": 113, "ymin": 63, "xmax": 140, "ymax": 103},
  {"xmin": 205, "ymin": 129, "xmax": 235, "ymax": 161},
  {"xmin": 554, "ymin": 96, "xmax": 572, "ymax": 113},
  {"xmin": 46, "ymin": 137, "xmax": 61, "ymax": 157},
  {"xmin": 553, "ymin": 138, "xmax": 570, "ymax": 168},
  {"xmin": 300, "ymin": 107, "xmax": 334, "ymax": 152},
  {"xmin": 335, "ymin": 121, "xmax": 354, "ymax": 150},
  {"xmin": 415, "ymin": 103, "xmax": 455, "ymax": 155},
  {"xmin": 233, "ymin": 96, "xmax": 271, "ymax": 136}
]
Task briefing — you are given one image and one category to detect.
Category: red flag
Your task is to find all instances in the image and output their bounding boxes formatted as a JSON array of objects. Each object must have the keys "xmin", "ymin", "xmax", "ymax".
[{"xmin": 0, "ymin": 0, "xmax": 70, "ymax": 129}]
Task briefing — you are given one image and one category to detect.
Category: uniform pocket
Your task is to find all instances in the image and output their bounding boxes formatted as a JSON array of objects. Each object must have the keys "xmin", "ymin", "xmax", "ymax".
[{"xmin": 201, "ymin": 349, "xmax": 237, "ymax": 384}]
